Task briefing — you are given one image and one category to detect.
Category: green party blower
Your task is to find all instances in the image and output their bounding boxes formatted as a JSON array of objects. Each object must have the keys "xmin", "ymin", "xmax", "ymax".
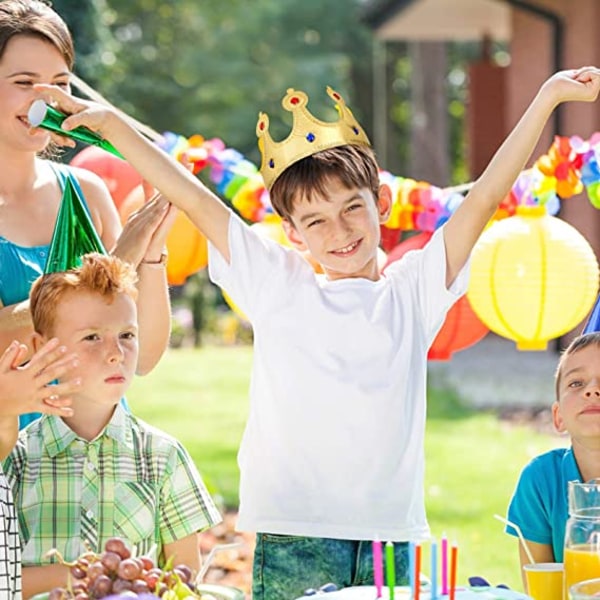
[
  {"xmin": 28, "ymin": 99, "xmax": 124, "ymax": 159},
  {"xmin": 44, "ymin": 172, "xmax": 107, "ymax": 274}
]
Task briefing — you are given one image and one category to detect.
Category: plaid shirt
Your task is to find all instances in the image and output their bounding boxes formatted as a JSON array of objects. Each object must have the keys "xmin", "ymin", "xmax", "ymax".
[
  {"xmin": 3, "ymin": 404, "xmax": 221, "ymax": 566},
  {"xmin": 0, "ymin": 473, "xmax": 21, "ymax": 599}
]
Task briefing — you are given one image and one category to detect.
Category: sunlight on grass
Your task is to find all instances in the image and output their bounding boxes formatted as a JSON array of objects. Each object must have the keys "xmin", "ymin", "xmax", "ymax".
[
  {"xmin": 127, "ymin": 345, "xmax": 252, "ymax": 508},
  {"xmin": 128, "ymin": 345, "xmax": 566, "ymax": 591}
]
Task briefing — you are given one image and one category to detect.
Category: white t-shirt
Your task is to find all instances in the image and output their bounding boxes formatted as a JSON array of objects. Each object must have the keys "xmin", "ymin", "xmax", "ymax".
[{"xmin": 209, "ymin": 216, "xmax": 468, "ymax": 541}]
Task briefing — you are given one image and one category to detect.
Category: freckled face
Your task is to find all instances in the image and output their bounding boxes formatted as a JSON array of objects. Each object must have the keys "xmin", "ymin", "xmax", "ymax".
[
  {"xmin": 47, "ymin": 290, "xmax": 138, "ymax": 408},
  {"xmin": 283, "ymin": 178, "xmax": 390, "ymax": 282}
]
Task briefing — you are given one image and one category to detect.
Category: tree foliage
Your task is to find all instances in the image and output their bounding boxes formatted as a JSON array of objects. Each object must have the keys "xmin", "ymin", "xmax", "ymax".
[
  {"xmin": 51, "ymin": 0, "xmax": 114, "ymax": 88},
  {"xmin": 99, "ymin": 0, "xmax": 374, "ymax": 165}
]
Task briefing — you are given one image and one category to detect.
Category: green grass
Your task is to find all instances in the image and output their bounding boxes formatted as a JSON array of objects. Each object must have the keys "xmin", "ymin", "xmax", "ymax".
[{"xmin": 127, "ymin": 345, "xmax": 565, "ymax": 591}]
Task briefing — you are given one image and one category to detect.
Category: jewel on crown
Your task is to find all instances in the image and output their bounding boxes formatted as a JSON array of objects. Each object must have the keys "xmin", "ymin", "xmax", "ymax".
[{"xmin": 256, "ymin": 86, "xmax": 371, "ymax": 190}]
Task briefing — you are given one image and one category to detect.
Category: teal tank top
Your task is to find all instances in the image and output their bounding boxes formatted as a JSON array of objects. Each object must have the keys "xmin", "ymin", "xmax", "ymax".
[{"xmin": 0, "ymin": 163, "xmax": 90, "ymax": 306}]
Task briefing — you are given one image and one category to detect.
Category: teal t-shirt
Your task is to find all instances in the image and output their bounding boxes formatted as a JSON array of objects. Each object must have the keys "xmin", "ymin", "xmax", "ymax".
[{"xmin": 506, "ymin": 446, "xmax": 582, "ymax": 562}]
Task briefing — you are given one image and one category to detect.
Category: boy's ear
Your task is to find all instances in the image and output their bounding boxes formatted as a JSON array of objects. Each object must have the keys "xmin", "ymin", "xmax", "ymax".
[
  {"xmin": 551, "ymin": 401, "xmax": 567, "ymax": 433},
  {"xmin": 282, "ymin": 219, "xmax": 308, "ymax": 251},
  {"xmin": 31, "ymin": 331, "xmax": 47, "ymax": 353},
  {"xmin": 377, "ymin": 184, "xmax": 392, "ymax": 223}
]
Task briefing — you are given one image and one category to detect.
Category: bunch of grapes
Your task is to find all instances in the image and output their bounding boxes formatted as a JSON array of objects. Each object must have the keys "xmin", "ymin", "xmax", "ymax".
[{"xmin": 47, "ymin": 537, "xmax": 208, "ymax": 599}]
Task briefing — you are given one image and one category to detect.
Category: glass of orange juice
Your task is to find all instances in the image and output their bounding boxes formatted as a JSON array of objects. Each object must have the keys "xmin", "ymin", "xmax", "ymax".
[{"xmin": 566, "ymin": 482, "xmax": 600, "ymax": 598}]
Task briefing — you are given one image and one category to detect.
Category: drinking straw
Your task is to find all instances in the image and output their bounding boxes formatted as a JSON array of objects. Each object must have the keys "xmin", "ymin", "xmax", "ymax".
[
  {"xmin": 373, "ymin": 538, "xmax": 384, "ymax": 598},
  {"xmin": 385, "ymin": 541, "xmax": 396, "ymax": 600},
  {"xmin": 441, "ymin": 534, "xmax": 448, "ymax": 595},
  {"xmin": 449, "ymin": 542, "xmax": 458, "ymax": 600},
  {"xmin": 414, "ymin": 543, "xmax": 421, "ymax": 600},
  {"xmin": 408, "ymin": 542, "xmax": 415, "ymax": 595},
  {"xmin": 430, "ymin": 539, "xmax": 437, "ymax": 600},
  {"xmin": 196, "ymin": 542, "xmax": 243, "ymax": 583},
  {"xmin": 493, "ymin": 514, "xmax": 535, "ymax": 565},
  {"xmin": 28, "ymin": 99, "xmax": 124, "ymax": 159}
]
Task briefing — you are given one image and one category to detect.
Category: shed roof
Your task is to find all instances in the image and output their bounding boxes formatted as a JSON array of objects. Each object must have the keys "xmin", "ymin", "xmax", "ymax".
[{"xmin": 363, "ymin": 0, "xmax": 511, "ymax": 41}]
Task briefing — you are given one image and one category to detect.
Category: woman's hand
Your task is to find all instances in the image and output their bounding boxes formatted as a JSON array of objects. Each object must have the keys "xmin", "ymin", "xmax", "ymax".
[{"xmin": 111, "ymin": 193, "xmax": 176, "ymax": 267}]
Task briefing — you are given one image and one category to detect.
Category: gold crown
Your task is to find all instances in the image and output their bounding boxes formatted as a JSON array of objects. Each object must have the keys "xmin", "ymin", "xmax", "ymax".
[{"xmin": 256, "ymin": 86, "xmax": 371, "ymax": 190}]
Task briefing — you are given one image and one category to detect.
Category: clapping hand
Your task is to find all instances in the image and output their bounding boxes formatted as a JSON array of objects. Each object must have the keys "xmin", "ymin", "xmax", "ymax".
[{"xmin": 111, "ymin": 191, "xmax": 177, "ymax": 268}]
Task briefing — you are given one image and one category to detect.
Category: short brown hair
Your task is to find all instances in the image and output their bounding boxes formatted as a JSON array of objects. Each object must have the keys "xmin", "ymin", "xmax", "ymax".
[
  {"xmin": 0, "ymin": 0, "xmax": 74, "ymax": 69},
  {"xmin": 30, "ymin": 253, "xmax": 138, "ymax": 336},
  {"xmin": 269, "ymin": 144, "xmax": 381, "ymax": 222},
  {"xmin": 555, "ymin": 332, "xmax": 600, "ymax": 400}
]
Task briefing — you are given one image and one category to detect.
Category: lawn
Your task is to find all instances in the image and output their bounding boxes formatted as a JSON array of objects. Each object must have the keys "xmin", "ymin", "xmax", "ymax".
[{"xmin": 127, "ymin": 345, "xmax": 565, "ymax": 592}]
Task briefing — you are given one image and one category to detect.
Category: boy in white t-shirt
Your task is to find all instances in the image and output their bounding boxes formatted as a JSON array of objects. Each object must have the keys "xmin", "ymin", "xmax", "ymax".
[{"xmin": 36, "ymin": 66, "xmax": 600, "ymax": 600}]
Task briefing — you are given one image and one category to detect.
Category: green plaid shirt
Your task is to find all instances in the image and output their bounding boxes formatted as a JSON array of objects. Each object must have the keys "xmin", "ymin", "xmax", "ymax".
[{"xmin": 3, "ymin": 404, "xmax": 221, "ymax": 566}]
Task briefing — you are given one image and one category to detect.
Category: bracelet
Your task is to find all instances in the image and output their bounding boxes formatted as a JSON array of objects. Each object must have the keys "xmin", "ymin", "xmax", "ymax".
[{"xmin": 140, "ymin": 252, "xmax": 168, "ymax": 268}]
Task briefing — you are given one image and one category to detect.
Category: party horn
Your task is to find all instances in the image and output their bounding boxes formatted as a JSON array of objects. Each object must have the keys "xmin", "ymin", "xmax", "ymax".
[{"xmin": 28, "ymin": 99, "xmax": 124, "ymax": 159}]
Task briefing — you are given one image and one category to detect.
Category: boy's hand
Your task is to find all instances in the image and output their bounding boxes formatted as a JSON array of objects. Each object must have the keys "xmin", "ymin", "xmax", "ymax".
[
  {"xmin": 32, "ymin": 84, "xmax": 116, "ymax": 146},
  {"xmin": 543, "ymin": 67, "xmax": 600, "ymax": 105},
  {"xmin": 0, "ymin": 338, "xmax": 81, "ymax": 417}
]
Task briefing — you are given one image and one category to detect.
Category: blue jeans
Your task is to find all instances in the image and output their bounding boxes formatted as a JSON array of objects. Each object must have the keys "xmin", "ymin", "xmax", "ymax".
[{"xmin": 252, "ymin": 534, "xmax": 409, "ymax": 600}]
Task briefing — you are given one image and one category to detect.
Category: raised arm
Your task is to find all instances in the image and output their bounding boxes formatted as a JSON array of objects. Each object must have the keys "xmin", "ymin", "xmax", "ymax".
[
  {"xmin": 443, "ymin": 67, "xmax": 600, "ymax": 287},
  {"xmin": 35, "ymin": 85, "xmax": 233, "ymax": 263},
  {"xmin": 77, "ymin": 168, "xmax": 173, "ymax": 373}
]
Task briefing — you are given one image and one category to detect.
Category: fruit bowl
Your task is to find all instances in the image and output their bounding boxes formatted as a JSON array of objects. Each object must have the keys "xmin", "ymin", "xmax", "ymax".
[{"xmin": 31, "ymin": 583, "xmax": 245, "ymax": 599}]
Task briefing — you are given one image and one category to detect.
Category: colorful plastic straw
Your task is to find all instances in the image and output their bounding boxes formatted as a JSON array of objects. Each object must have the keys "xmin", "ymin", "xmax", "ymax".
[
  {"xmin": 414, "ymin": 543, "xmax": 421, "ymax": 600},
  {"xmin": 408, "ymin": 542, "xmax": 415, "ymax": 595},
  {"xmin": 373, "ymin": 538, "xmax": 384, "ymax": 598},
  {"xmin": 430, "ymin": 539, "xmax": 437, "ymax": 599},
  {"xmin": 449, "ymin": 542, "xmax": 458, "ymax": 600},
  {"xmin": 441, "ymin": 534, "xmax": 448, "ymax": 595},
  {"xmin": 385, "ymin": 541, "xmax": 395, "ymax": 600}
]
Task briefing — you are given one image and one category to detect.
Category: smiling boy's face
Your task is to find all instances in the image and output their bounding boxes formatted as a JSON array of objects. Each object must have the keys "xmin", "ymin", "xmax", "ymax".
[
  {"xmin": 41, "ymin": 289, "xmax": 138, "ymax": 409},
  {"xmin": 553, "ymin": 344, "xmax": 600, "ymax": 442},
  {"xmin": 282, "ymin": 177, "xmax": 391, "ymax": 282}
]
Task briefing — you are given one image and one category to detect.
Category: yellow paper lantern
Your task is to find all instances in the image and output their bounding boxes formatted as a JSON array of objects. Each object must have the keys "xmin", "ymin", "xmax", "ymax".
[
  {"xmin": 467, "ymin": 206, "xmax": 599, "ymax": 350},
  {"xmin": 165, "ymin": 211, "xmax": 208, "ymax": 286}
]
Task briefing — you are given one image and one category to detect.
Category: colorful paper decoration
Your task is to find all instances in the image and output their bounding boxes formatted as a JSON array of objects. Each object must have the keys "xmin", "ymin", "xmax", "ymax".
[
  {"xmin": 71, "ymin": 117, "xmax": 600, "ymax": 353},
  {"xmin": 155, "ymin": 129, "xmax": 600, "ymax": 239},
  {"xmin": 45, "ymin": 174, "xmax": 106, "ymax": 274},
  {"xmin": 467, "ymin": 206, "xmax": 599, "ymax": 350},
  {"xmin": 119, "ymin": 184, "xmax": 208, "ymax": 286},
  {"xmin": 70, "ymin": 146, "xmax": 142, "ymax": 210},
  {"xmin": 384, "ymin": 232, "xmax": 489, "ymax": 360}
]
